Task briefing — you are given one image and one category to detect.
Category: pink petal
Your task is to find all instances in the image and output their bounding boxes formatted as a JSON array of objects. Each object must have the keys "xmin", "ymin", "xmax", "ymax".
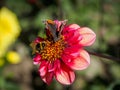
[
  {"xmin": 63, "ymin": 49, "xmax": 90, "ymax": 70},
  {"xmin": 79, "ymin": 27, "xmax": 96, "ymax": 46},
  {"xmin": 33, "ymin": 54, "xmax": 41, "ymax": 64},
  {"xmin": 63, "ymin": 24, "xmax": 80, "ymax": 34},
  {"xmin": 55, "ymin": 61, "xmax": 75, "ymax": 85},
  {"xmin": 67, "ymin": 24, "xmax": 80, "ymax": 30}
]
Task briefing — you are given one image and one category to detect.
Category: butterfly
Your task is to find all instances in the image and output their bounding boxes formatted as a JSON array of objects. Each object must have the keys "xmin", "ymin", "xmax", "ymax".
[
  {"xmin": 44, "ymin": 19, "xmax": 67, "ymax": 42},
  {"xmin": 31, "ymin": 19, "xmax": 67, "ymax": 54}
]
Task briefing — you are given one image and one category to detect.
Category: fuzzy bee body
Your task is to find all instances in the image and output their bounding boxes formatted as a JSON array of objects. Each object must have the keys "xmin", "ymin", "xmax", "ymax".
[{"xmin": 35, "ymin": 42, "xmax": 46, "ymax": 53}]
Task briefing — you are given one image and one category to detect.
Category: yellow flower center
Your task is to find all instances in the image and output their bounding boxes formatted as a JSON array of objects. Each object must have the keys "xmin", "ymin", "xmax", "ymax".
[{"xmin": 40, "ymin": 36, "xmax": 65, "ymax": 62}]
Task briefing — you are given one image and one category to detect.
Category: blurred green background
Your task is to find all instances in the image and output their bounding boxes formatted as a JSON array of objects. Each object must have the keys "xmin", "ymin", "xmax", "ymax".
[{"xmin": 0, "ymin": 0, "xmax": 120, "ymax": 90}]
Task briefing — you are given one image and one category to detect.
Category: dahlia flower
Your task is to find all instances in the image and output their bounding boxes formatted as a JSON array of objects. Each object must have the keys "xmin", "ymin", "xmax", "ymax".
[{"xmin": 31, "ymin": 20, "xmax": 96, "ymax": 85}]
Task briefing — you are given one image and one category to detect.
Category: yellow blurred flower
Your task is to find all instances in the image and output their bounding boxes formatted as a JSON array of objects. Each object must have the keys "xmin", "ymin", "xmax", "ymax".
[
  {"xmin": 6, "ymin": 51, "xmax": 21, "ymax": 64},
  {"xmin": 0, "ymin": 7, "xmax": 21, "ymax": 57},
  {"xmin": 0, "ymin": 59, "xmax": 5, "ymax": 67}
]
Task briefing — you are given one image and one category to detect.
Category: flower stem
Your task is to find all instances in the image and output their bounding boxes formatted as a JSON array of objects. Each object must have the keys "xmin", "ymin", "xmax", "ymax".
[{"xmin": 87, "ymin": 51, "xmax": 120, "ymax": 63}]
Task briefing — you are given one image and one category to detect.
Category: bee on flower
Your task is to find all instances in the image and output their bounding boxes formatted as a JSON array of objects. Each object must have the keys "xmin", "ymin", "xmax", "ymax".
[{"xmin": 30, "ymin": 20, "xmax": 96, "ymax": 85}]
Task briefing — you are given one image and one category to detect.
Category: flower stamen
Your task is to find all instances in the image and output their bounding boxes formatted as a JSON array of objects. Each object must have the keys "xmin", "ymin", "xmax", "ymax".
[{"xmin": 40, "ymin": 36, "xmax": 65, "ymax": 62}]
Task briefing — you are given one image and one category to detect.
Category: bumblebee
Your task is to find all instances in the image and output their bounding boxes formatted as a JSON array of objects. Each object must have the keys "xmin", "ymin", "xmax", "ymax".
[
  {"xmin": 30, "ymin": 41, "xmax": 46, "ymax": 54},
  {"xmin": 35, "ymin": 41, "xmax": 46, "ymax": 53}
]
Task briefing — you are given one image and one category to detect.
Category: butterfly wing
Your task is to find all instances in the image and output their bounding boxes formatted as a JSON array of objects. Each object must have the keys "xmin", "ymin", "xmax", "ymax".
[
  {"xmin": 45, "ymin": 20, "xmax": 58, "ymax": 42},
  {"xmin": 45, "ymin": 20, "xmax": 67, "ymax": 42}
]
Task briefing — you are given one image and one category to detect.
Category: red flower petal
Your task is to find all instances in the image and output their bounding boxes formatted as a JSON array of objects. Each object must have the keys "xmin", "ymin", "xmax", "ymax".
[
  {"xmin": 63, "ymin": 27, "xmax": 82, "ymax": 48},
  {"xmin": 79, "ymin": 27, "xmax": 96, "ymax": 46},
  {"xmin": 63, "ymin": 49, "xmax": 90, "ymax": 70},
  {"xmin": 39, "ymin": 61, "xmax": 54, "ymax": 85},
  {"xmin": 63, "ymin": 45, "xmax": 80, "ymax": 57},
  {"xmin": 55, "ymin": 61, "xmax": 75, "ymax": 85},
  {"xmin": 33, "ymin": 54, "xmax": 41, "ymax": 64},
  {"xmin": 66, "ymin": 30, "xmax": 82, "ymax": 46},
  {"xmin": 39, "ymin": 60, "xmax": 59, "ymax": 85},
  {"xmin": 41, "ymin": 72, "xmax": 54, "ymax": 85},
  {"xmin": 34, "ymin": 37, "xmax": 44, "ymax": 43},
  {"xmin": 39, "ymin": 61, "xmax": 48, "ymax": 77}
]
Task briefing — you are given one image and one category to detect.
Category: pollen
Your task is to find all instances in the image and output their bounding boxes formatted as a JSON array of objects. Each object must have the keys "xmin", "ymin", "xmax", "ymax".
[{"xmin": 40, "ymin": 36, "xmax": 66, "ymax": 62}]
